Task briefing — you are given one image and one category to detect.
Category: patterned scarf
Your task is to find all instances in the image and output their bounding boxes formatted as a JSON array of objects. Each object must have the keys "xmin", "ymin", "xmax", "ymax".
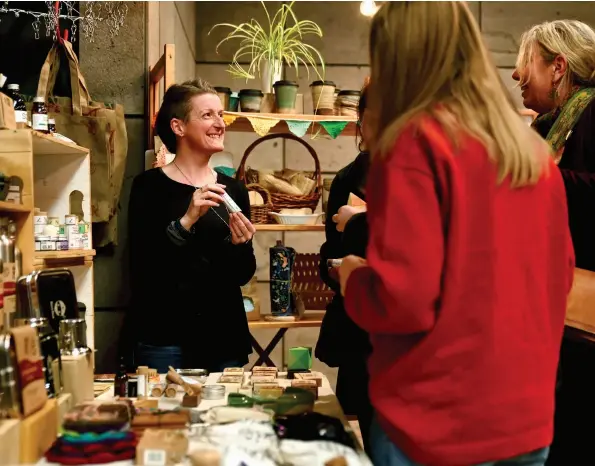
[{"xmin": 532, "ymin": 86, "xmax": 595, "ymax": 164}]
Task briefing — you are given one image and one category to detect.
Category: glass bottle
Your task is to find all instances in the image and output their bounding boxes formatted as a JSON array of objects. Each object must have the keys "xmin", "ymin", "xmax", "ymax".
[
  {"xmin": 6, "ymin": 84, "xmax": 27, "ymax": 124},
  {"xmin": 32, "ymin": 97, "xmax": 48, "ymax": 133},
  {"xmin": 114, "ymin": 357, "xmax": 128, "ymax": 397}
]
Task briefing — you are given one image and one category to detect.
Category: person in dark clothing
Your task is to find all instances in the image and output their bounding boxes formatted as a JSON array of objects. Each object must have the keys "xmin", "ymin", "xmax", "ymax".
[
  {"xmin": 123, "ymin": 79, "xmax": 256, "ymax": 374},
  {"xmin": 513, "ymin": 20, "xmax": 595, "ymax": 465},
  {"xmin": 316, "ymin": 82, "xmax": 373, "ymax": 455}
]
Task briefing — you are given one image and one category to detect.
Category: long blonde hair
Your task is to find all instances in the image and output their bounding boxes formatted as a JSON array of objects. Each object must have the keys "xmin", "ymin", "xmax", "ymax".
[
  {"xmin": 368, "ymin": 2, "xmax": 548, "ymax": 187},
  {"xmin": 516, "ymin": 20, "xmax": 595, "ymax": 91}
]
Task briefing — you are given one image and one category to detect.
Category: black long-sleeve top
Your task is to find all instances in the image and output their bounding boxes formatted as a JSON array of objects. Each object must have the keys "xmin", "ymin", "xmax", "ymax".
[
  {"xmin": 316, "ymin": 152, "xmax": 371, "ymax": 367},
  {"xmin": 127, "ymin": 168, "xmax": 256, "ymax": 367},
  {"xmin": 533, "ymin": 98, "xmax": 595, "ymax": 271}
]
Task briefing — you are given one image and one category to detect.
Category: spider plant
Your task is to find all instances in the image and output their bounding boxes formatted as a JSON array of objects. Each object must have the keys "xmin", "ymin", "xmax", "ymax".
[{"xmin": 209, "ymin": 1, "xmax": 326, "ymax": 93}]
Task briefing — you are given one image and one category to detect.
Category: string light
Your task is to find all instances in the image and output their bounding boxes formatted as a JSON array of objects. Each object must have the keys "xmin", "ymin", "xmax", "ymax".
[
  {"xmin": 360, "ymin": 0, "xmax": 379, "ymax": 17},
  {"xmin": 0, "ymin": 1, "xmax": 128, "ymax": 42}
]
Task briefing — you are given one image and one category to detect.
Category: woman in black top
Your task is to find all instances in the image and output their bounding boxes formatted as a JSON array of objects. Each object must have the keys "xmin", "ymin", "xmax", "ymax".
[
  {"xmin": 316, "ymin": 83, "xmax": 373, "ymax": 455},
  {"xmin": 125, "ymin": 79, "xmax": 256, "ymax": 373}
]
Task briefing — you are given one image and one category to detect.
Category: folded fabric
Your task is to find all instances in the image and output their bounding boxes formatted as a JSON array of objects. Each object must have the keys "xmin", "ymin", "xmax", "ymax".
[
  {"xmin": 61, "ymin": 430, "xmax": 131, "ymax": 444},
  {"xmin": 45, "ymin": 432, "xmax": 137, "ymax": 465}
]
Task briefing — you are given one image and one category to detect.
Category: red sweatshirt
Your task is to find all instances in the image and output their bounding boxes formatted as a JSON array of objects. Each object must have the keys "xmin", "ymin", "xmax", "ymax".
[{"xmin": 345, "ymin": 116, "xmax": 575, "ymax": 465}]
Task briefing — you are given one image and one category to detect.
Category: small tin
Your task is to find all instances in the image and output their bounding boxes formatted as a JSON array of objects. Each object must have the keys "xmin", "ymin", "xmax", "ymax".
[
  {"xmin": 221, "ymin": 192, "xmax": 242, "ymax": 213},
  {"xmin": 38, "ymin": 235, "xmax": 55, "ymax": 251},
  {"xmin": 64, "ymin": 214, "xmax": 78, "ymax": 225},
  {"xmin": 56, "ymin": 235, "xmax": 68, "ymax": 250},
  {"xmin": 59, "ymin": 318, "xmax": 89, "ymax": 355},
  {"xmin": 202, "ymin": 384, "xmax": 226, "ymax": 400},
  {"xmin": 34, "ymin": 212, "xmax": 48, "ymax": 226},
  {"xmin": 34, "ymin": 237, "xmax": 42, "ymax": 251}
]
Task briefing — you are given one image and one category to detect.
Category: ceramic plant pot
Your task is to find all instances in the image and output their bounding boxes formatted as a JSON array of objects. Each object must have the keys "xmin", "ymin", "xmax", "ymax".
[
  {"xmin": 239, "ymin": 89, "xmax": 264, "ymax": 113},
  {"xmin": 273, "ymin": 80, "xmax": 299, "ymax": 114}
]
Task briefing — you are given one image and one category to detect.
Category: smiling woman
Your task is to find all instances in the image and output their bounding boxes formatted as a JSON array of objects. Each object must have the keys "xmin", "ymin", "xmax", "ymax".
[{"xmin": 121, "ymin": 79, "xmax": 257, "ymax": 374}]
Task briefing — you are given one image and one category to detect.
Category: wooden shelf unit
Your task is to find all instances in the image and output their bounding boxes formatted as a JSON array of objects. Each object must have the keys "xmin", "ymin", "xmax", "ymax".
[{"xmin": 0, "ymin": 129, "xmax": 95, "ymax": 348}]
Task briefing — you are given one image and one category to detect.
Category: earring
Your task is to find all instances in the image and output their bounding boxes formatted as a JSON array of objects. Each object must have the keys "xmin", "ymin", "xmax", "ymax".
[{"xmin": 548, "ymin": 79, "xmax": 559, "ymax": 101}]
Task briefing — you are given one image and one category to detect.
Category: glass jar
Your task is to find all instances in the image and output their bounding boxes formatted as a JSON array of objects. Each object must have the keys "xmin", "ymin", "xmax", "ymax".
[{"xmin": 6, "ymin": 84, "xmax": 27, "ymax": 124}]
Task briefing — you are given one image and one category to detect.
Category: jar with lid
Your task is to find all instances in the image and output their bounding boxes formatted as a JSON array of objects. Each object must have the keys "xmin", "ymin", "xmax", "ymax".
[
  {"xmin": 48, "ymin": 118, "xmax": 56, "ymax": 133},
  {"xmin": 6, "ymin": 84, "xmax": 27, "ymax": 125},
  {"xmin": 32, "ymin": 97, "xmax": 49, "ymax": 133}
]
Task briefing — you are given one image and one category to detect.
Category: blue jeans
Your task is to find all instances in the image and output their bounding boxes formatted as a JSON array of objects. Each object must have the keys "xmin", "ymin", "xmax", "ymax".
[
  {"xmin": 370, "ymin": 417, "xmax": 549, "ymax": 466},
  {"xmin": 135, "ymin": 343, "xmax": 244, "ymax": 374}
]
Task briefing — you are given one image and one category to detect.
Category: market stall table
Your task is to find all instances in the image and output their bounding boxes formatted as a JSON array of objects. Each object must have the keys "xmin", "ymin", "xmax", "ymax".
[
  {"xmin": 37, "ymin": 371, "xmax": 361, "ymax": 466},
  {"xmin": 248, "ymin": 312, "xmax": 324, "ymax": 368}
]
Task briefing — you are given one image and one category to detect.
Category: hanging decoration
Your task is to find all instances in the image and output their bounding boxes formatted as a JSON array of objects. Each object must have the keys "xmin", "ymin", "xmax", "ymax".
[
  {"xmin": 222, "ymin": 111, "xmax": 356, "ymax": 140},
  {"xmin": 0, "ymin": 1, "xmax": 128, "ymax": 43}
]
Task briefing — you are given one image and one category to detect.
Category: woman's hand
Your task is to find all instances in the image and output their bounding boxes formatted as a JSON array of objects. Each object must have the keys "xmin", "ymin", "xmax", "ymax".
[
  {"xmin": 230, "ymin": 211, "xmax": 256, "ymax": 244},
  {"xmin": 332, "ymin": 205, "xmax": 366, "ymax": 232},
  {"xmin": 180, "ymin": 183, "xmax": 227, "ymax": 231},
  {"xmin": 338, "ymin": 255, "xmax": 367, "ymax": 296}
]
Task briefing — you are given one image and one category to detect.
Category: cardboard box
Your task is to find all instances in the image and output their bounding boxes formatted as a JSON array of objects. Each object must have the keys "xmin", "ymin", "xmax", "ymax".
[
  {"xmin": 19, "ymin": 399, "xmax": 58, "ymax": 464},
  {"xmin": 136, "ymin": 429, "xmax": 189, "ymax": 465},
  {"xmin": 11, "ymin": 326, "xmax": 48, "ymax": 417},
  {"xmin": 0, "ymin": 94, "xmax": 15, "ymax": 130}
]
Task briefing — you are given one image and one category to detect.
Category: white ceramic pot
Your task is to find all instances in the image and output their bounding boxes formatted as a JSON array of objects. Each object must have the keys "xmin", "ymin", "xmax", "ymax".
[{"xmin": 261, "ymin": 59, "xmax": 283, "ymax": 94}]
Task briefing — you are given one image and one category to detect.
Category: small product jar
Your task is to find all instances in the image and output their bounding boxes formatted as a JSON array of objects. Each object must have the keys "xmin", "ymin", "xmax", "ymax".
[
  {"xmin": 48, "ymin": 118, "xmax": 56, "ymax": 133},
  {"xmin": 32, "ymin": 97, "xmax": 49, "ymax": 133},
  {"xmin": 38, "ymin": 236, "xmax": 55, "ymax": 251},
  {"xmin": 34, "ymin": 236, "xmax": 42, "ymax": 251},
  {"xmin": 56, "ymin": 235, "xmax": 68, "ymax": 250}
]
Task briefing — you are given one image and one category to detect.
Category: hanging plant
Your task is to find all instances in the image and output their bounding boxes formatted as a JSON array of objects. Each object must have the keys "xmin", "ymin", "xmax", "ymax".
[{"xmin": 209, "ymin": 1, "xmax": 326, "ymax": 93}]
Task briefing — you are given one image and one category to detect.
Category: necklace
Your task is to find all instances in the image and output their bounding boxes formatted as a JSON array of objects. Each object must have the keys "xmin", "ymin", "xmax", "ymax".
[{"xmin": 173, "ymin": 161, "xmax": 230, "ymax": 228}]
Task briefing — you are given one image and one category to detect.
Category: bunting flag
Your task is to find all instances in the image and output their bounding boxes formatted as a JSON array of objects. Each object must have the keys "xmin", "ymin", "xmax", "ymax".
[
  {"xmin": 286, "ymin": 120, "xmax": 312, "ymax": 138},
  {"xmin": 319, "ymin": 121, "xmax": 349, "ymax": 139},
  {"xmin": 246, "ymin": 116, "xmax": 279, "ymax": 136},
  {"xmin": 223, "ymin": 114, "xmax": 239, "ymax": 126}
]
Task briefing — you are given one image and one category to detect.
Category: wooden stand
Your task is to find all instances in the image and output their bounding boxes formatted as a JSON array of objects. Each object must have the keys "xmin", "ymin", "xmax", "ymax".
[{"xmin": 0, "ymin": 129, "xmax": 96, "ymax": 349}]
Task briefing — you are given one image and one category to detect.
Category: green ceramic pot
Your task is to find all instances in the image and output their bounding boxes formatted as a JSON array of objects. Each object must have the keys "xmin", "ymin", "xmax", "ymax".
[
  {"xmin": 239, "ymin": 89, "xmax": 264, "ymax": 113},
  {"xmin": 229, "ymin": 92, "xmax": 240, "ymax": 112},
  {"xmin": 273, "ymin": 80, "xmax": 299, "ymax": 114}
]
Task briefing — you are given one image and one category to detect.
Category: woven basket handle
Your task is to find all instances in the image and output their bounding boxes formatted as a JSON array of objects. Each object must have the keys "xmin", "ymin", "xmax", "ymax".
[
  {"xmin": 246, "ymin": 183, "xmax": 272, "ymax": 205},
  {"xmin": 236, "ymin": 133, "xmax": 322, "ymax": 190}
]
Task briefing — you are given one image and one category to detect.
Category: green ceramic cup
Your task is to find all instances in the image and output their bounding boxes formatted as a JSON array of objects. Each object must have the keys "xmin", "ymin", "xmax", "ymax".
[{"xmin": 273, "ymin": 80, "xmax": 299, "ymax": 114}]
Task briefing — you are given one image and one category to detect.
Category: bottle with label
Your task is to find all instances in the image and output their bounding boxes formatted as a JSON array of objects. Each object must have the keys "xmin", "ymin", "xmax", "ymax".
[
  {"xmin": 32, "ymin": 97, "xmax": 48, "ymax": 133},
  {"xmin": 48, "ymin": 118, "xmax": 56, "ymax": 133},
  {"xmin": 114, "ymin": 357, "xmax": 128, "ymax": 397},
  {"xmin": 6, "ymin": 84, "xmax": 27, "ymax": 125}
]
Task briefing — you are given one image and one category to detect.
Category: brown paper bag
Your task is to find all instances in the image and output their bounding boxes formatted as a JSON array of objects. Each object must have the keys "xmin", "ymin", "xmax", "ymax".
[{"xmin": 36, "ymin": 40, "xmax": 128, "ymax": 247}]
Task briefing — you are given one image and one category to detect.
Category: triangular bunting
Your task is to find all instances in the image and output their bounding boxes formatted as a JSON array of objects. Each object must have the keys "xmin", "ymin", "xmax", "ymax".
[
  {"xmin": 319, "ymin": 121, "xmax": 349, "ymax": 139},
  {"xmin": 246, "ymin": 116, "xmax": 279, "ymax": 136},
  {"xmin": 223, "ymin": 114, "xmax": 239, "ymax": 126},
  {"xmin": 286, "ymin": 120, "xmax": 312, "ymax": 138}
]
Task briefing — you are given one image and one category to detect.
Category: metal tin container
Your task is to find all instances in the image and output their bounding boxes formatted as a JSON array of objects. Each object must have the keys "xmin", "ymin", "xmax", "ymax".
[
  {"xmin": 18, "ymin": 317, "xmax": 61, "ymax": 397},
  {"xmin": 175, "ymin": 368, "xmax": 208, "ymax": 384},
  {"xmin": 59, "ymin": 318, "xmax": 89, "ymax": 356},
  {"xmin": 202, "ymin": 384, "xmax": 225, "ymax": 400},
  {"xmin": 0, "ymin": 333, "xmax": 20, "ymax": 418}
]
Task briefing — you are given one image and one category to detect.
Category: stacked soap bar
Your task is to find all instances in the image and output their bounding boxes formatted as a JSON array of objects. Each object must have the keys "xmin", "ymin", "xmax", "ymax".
[{"xmin": 217, "ymin": 367, "xmax": 245, "ymax": 384}]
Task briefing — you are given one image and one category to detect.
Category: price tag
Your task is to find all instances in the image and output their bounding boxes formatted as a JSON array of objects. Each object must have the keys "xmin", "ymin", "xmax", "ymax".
[{"xmin": 143, "ymin": 449, "xmax": 166, "ymax": 466}]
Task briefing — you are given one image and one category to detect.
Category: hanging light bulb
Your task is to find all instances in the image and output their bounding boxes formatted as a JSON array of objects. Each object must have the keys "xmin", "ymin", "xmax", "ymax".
[{"xmin": 360, "ymin": 0, "xmax": 379, "ymax": 17}]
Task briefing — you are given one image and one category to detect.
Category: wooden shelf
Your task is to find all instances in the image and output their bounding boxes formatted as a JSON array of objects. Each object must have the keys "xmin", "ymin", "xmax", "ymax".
[
  {"xmin": 255, "ymin": 224, "xmax": 325, "ymax": 231},
  {"xmin": 31, "ymin": 131, "xmax": 89, "ymax": 156},
  {"xmin": 33, "ymin": 249, "xmax": 96, "ymax": 268},
  {"xmin": 224, "ymin": 112, "xmax": 357, "ymax": 137},
  {"xmin": 0, "ymin": 200, "xmax": 31, "ymax": 213}
]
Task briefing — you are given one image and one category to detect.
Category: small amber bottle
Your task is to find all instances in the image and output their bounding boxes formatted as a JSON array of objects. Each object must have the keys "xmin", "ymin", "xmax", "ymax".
[
  {"xmin": 114, "ymin": 357, "xmax": 129, "ymax": 397},
  {"xmin": 32, "ymin": 96, "xmax": 49, "ymax": 133}
]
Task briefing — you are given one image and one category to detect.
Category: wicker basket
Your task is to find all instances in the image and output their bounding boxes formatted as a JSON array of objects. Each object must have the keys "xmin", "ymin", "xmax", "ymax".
[
  {"xmin": 236, "ymin": 133, "xmax": 322, "ymax": 213},
  {"xmin": 292, "ymin": 253, "xmax": 334, "ymax": 310},
  {"xmin": 247, "ymin": 183, "xmax": 273, "ymax": 224}
]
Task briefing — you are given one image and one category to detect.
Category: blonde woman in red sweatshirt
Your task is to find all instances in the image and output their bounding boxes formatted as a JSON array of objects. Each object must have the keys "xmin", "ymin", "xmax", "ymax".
[{"xmin": 338, "ymin": 2, "xmax": 575, "ymax": 466}]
